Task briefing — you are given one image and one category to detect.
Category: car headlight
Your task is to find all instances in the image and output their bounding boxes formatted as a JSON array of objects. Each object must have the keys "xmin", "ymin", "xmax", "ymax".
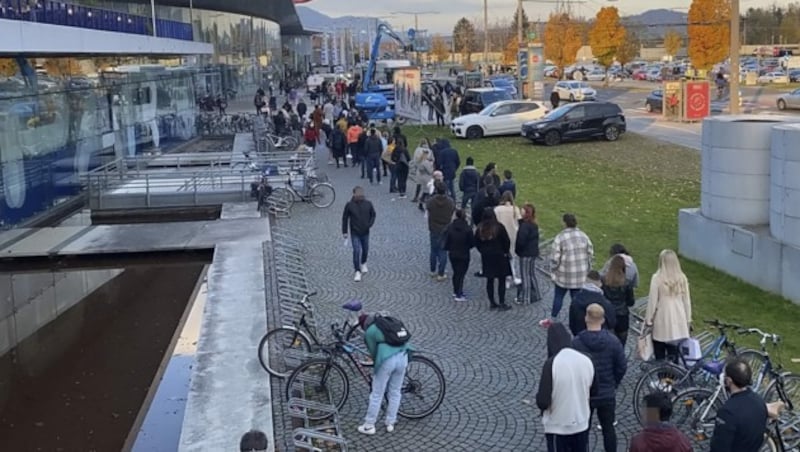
[
  {"xmin": 536, "ymin": 123, "xmax": 547, "ymax": 128},
  {"xmin": 453, "ymin": 122, "xmax": 464, "ymax": 127}
]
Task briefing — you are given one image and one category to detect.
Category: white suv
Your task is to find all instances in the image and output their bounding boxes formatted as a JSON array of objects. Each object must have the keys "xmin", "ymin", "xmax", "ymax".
[{"xmin": 554, "ymin": 81, "xmax": 597, "ymax": 102}]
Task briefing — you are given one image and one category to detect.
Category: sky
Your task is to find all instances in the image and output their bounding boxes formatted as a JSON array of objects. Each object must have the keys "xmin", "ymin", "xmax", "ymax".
[{"xmin": 303, "ymin": 0, "xmax": 784, "ymax": 34}]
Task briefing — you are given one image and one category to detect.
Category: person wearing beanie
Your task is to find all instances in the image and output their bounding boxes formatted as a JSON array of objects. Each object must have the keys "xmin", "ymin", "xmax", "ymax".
[{"xmin": 356, "ymin": 313, "xmax": 413, "ymax": 436}]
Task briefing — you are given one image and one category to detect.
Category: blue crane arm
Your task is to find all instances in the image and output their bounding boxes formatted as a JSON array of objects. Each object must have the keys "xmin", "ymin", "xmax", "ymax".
[{"xmin": 362, "ymin": 23, "xmax": 406, "ymax": 91}]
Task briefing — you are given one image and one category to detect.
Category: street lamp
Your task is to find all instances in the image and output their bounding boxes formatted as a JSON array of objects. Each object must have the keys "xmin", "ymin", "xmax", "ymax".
[{"xmin": 391, "ymin": 11, "xmax": 440, "ymax": 66}]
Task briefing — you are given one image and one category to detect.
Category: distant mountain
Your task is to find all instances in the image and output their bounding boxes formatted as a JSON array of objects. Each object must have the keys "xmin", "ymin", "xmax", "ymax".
[
  {"xmin": 296, "ymin": 6, "xmax": 385, "ymax": 34},
  {"xmin": 623, "ymin": 9, "xmax": 688, "ymax": 42}
]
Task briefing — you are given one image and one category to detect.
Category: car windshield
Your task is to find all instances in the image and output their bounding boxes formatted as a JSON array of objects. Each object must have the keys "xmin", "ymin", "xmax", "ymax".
[
  {"xmin": 492, "ymin": 79, "xmax": 511, "ymax": 86},
  {"xmin": 570, "ymin": 82, "xmax": 590, "ymax": 89},
  {"xmin": 478, "ymin": 104, "xmax": 498, "ymax": 116},
  {"xmin": 544, "ymin": 105, "xmax": 571, "ymax": 120},
  {"xmin": 482, "ymin": 90, "xmax": 512, "ymax": 104}
]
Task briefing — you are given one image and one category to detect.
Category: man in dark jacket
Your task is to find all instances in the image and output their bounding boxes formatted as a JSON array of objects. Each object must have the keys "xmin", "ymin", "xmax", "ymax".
[
  {"xmin": 710, "ymin": 358, "xmax": 769, "ymax": 452},
  {"xmin": 568, "ymin": 271, "xmax": 617, "ymax": 336},
  {"xmin": 436, "ymin": 139, "xmax": 461, "ymax": 200},
  {"xmin": 427, "ymin": 181, "xmax": 456, "ymax": 281},
  {"xmin": 364, "ymin": 129, "xmax": 383, "ymax": 184},
  {"xmin": 297, "ymin": 100, "xmax": 307, "ymax": 119},
  {"xmin": 458, "ymin": 157, "xmax": 480, "ymax": 210},
  {"xmin": 393, "ymin": 125, "xmax": 408, "ymax": 149},
  {"xmin": 342, "ymin": 186, "xmax": 376, "ymax": 282},
  {"xmin": 629, "ymin": 392, "xmax": 692, "ymax": 452},
  {"xmin": 471, "ymin": 176, "xmax": 500, "ymax": 226},
  {"xmin": 497, "ymin": 169, "xmax": 517, "ymax": 198},
  {"xmin": 572, "ymin": 304, "xmax": 626, "ymax": 452},
  {"xmin": 357, "ymin": 127, "xmax": 370, "ymax": 179},
  {"xmin": 443, "ymin": 209, "xmax": 473, "ymax": 301}
]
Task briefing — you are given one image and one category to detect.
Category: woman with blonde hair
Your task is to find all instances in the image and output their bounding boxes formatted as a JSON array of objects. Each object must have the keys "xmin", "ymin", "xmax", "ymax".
[{"xmin": 645, "ymin": 249, "xmax": 692, "ymax": 361}]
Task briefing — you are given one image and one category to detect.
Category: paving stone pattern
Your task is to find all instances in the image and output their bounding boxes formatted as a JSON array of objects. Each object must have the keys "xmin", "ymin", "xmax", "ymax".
[{"xmin": 271, "ymin": 146, "xmax": 649, "ymax": 451}]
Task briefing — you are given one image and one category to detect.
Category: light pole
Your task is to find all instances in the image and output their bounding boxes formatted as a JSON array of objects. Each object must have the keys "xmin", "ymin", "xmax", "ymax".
[
  {"xmin": 484, "ymin": 0, "xmax": 489, "ymax": 69},
  {"xmin": 150, "ymin": 0, "xmax": 157, "ymax": 37},
  {"xmin": 730, "ymin": 0, "xmax": 741, "ymax": 114}
]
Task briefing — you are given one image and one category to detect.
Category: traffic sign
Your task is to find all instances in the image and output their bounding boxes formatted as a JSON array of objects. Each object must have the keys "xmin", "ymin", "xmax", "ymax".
[
  {"xmin": 527, "ymin": 31, "xmax": 536, "ymax": 40},
  {"xmin": 407, "ymin": 28, "xmax": 416, "ymax": 41}
]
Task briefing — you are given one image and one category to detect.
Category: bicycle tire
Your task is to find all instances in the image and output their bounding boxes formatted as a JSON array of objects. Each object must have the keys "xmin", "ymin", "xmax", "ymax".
[
  {"xmin": 672, "ymin": 387, "xmax": 724, "ymax": 448},
  {"xmin": 285, "ymin": 358, "xmax": 350, "ymax": 421},
  {"xmin": 760, "ymin": 433, "xmax": 779, "ymax": 452},
  {"xmin": 271, "ymin": 187, "xmax": 295, "ymax": 210},
  {"xmin": 257, "ymin": 327, "xmax": 313, "ymax": 378},
  {"xmin": 736, "ymin": 349, "xmax": 768, "ymax": 392},
  {"xmin": 397, "ymin": 355, "xmax": 446, "ymax": 419},
  {"xmin": 284, "ymin": 136, "xmax": 299, "ymax": 150},
  {"xmin": 633, "ymin": 362, "xmax": 689, "ymax": 424},
  {"xmin": 309, "ymin": 183, "xmax": 335, "ymax": 208},
  {"xmin": 764, "ymin": 373, "xmax": 800, "ymax": 450}
]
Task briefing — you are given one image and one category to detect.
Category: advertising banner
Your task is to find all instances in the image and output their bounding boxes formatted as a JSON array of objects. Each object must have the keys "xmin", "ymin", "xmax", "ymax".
[
  {"xmin": 662, "ymin": 81, "xmax": 682, "ymax": 120},
  {"xmin": 527, "ymin": 43, "xmax": 544, "ymax": 101},
  {"xmin": 685, "ymin": 81, "xmax": 711, "ymax": 121},
  {"xmin": 392, "ymin": 67, "xmax": 422, "ymax": 122}
]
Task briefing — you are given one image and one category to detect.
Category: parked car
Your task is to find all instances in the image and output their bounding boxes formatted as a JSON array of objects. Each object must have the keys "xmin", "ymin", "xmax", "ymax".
[
  {"xmin": 788, "ymin": 69, "xmax": 800, "ymax": 83},
  {"xmin": 632, "ymin": 70, "xmax": 648, "ymax": 81},
  {"xmin": 544, "ymin": 65, "xmax": 560, "ymax": 78},
  {"xmin": 459, "ymin": 87, "xmax": 514, "ymax": 115},
  {"xmin": 484, "ymin": 78, "xmax": 517, "ymax": 97},
  {"xmin": 777, "ymin": 88, "xmax": 800, "ymax": 110},
  {"xmin": 757, "ymin": 72, "xmax": 790, "ymax": 84},
  {"xmin": 451, "ymin": 100, "xmax": 549, "ymax": 139},
  {"xmin": 521, "ymin": 101, "xmax": 626, "ymax": 146},
  {"xmin": 553, "ymin": 81, "xmax": 597, "ymax": 102},
  {"xmin": 646, "ymin": 69, "xmax": 663, "ymax": 82},
  {"xmin": 585, "ymin": 69, "xmax": 607, "ymax": 81},
  {"xmin": 644, "ymin": 89, "xmax": 663, "ymax": 112}
]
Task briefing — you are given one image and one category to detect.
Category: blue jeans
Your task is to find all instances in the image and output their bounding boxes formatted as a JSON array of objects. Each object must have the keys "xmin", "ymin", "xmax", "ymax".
[
  {"xmin": 461, "ymin": 191, "xmax": 476, "ymax": 210},
  {"xmin": 429, "ymin": 230, "xmax": 448, "ymax": 275},
  {"xmin": 389, "ymin": 164, "xmax": 398, "ymax": 191},
  {"xmin": 364, "ymin": 351, "xmax": 408, "ymax": 426},
  {"xmin": 444, "ymin": 178, "xmax": 456, "ymax": 200},
  {"xmin": 552, "ymin": 284, "xmax": 581, "ymax": 318},
  {"xmin": 367, "ymin": 157, "xmax": 381, "ymax": 183},
  {"xmin": 351, "ymin": 234, "xmax": 369, "ymax": 271}
]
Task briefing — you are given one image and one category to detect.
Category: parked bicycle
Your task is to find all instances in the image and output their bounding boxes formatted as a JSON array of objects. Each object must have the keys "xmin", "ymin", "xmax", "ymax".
[
  {"xmin": 266, "ymin": 132, "xmax": 299, "ymax": 150},
  {"xmin": 257, "ymin": 294, "xmax": 362, "ymax": 378},
  {"xmin": 284, "ymin": 322, "xmax": 446, "ymax": 421},
  {"xmin": 271, "ymin": 169, "xmax": 335, "ymax": 210}
]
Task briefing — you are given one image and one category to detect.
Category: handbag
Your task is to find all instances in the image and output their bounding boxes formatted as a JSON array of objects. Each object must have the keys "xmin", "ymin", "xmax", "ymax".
[{"xmin": 636, "ymin": 301, "xmax": 659, "ymax": 361}]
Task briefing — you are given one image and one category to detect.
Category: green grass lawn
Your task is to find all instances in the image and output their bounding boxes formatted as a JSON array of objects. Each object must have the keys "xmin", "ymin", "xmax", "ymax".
[{"xmin": 402, "ymin": 126, "xmax": 800, "ymax": 368}]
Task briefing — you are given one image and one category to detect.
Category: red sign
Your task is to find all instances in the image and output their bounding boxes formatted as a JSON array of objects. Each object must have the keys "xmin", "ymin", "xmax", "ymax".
[{"xmin": 685, "ymin": 81, "xmax": 710, "ymax": 120}]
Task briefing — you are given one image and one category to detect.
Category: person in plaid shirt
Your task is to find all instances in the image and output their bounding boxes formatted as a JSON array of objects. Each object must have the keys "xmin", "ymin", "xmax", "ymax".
[{"xmin": 540, "ymin": 213, "xmax": 594, "ymax": 328}]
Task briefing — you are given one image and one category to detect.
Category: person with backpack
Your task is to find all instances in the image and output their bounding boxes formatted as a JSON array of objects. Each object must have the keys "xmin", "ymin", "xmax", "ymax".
[{"xmin": 357, "ymin": 313, "xmax": 412, "ymax": 435}]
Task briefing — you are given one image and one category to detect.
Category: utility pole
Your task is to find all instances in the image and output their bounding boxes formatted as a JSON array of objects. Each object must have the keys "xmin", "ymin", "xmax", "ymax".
[
  {"xmin": 391, "ymin": 10, "xmax": 440, "ymax": 66},
  {"xmin": 730, "ymin": 0, "xmax": 741, "ymax": 114},
  {"xmin": 484, "ymin": 0, "xmax": 489, "ymax": 69}
]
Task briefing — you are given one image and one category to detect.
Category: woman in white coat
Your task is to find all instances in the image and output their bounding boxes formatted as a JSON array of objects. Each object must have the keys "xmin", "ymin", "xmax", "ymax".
[
  {"xmin": 494, "ymin": 191, "xmax": 523, "ymax": 286},
  {"xmin": 645, "ymin": 249, "xmax": 692, "ymax": 362}
]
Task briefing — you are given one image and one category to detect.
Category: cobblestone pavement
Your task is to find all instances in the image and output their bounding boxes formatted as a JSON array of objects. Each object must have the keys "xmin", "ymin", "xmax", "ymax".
[{"xmin": 272, "ymin": 145, "xmax": 648, "ymax": 451}]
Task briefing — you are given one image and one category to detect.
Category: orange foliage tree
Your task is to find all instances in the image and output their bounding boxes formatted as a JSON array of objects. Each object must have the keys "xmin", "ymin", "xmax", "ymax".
[
  {"xmin": 430, "ymin": 34, "xmax": 450, "ymax": 64},
  {"xmin": 664, "ymin": 30, "xmax": 683, "ymax": 58},
  {"xmin": 589, "ymin": 7, "xmax": 626, "ymax": 69},
  {"xmin": 0, "ymin": 59, "xmax": 18, "ymax": 77},
  {"xmin": 502, "ymin": 36, "xmax": 518, "ymax": 65},
  {"xmin": 544, "ymin": 12, "xmax": 582, "ymax": 78},
  {"xmin": 687, "ymin": 0, "xmax": 730, "ymax": 70}
]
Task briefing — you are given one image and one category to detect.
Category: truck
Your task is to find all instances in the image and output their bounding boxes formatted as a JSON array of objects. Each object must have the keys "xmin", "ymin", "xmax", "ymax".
[{"xmin": 354, "ymin": 24, "xmax": 413, "ymax": 122}]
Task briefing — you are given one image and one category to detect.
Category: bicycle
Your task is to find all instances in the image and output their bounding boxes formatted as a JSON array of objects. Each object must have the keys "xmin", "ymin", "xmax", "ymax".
[
  {"xmin": 266, "ymin": 132, "xmax": 299, "ymax": 150},
  {"xmin": 631, "ymin": 319, "xmax": 764, "ymax": 424},
  {"xmin": 257, "ymin": 294, "xmax": 362, "ymax": 378},
  {"xmin": 284, "ymin": 322, "xmax": 446, "ymax": 421},
  {"xmin": 271, "ymin": 169, "xmax": 335, "ymax": 210}
]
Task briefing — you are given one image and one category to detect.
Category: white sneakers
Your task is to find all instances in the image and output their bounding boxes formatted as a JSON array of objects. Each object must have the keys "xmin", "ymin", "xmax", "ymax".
[
  {"xmin": 354, "ymin": 264, "xmax": 367, "ymax": 282},
  {"xmin": 354, "ymin": 271, "xmax": 362, "ymax": 282},
  {"xmin": 360, "ymin": 263, "xmax": 368, "ymax": 273},
  {"xmin": 386, "ymin": 424, "xmax": 395, "ymax": 433},
  {"xmin": 357, "ymin": 423, "xmax": 394, "ymax": 435}
]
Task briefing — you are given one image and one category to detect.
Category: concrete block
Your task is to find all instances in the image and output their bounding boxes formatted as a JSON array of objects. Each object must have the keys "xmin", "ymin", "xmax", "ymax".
[
  {"xmin": 54, "ymin": 272, "xmax": 87, "ymax": 315},
  {"xmin": 14, "ymin": 289, "xmax": 57, "ymax": 343},
  {"xmin": 83, "ymin": 269, "xmax": 122, "ymax": 293},
  {"xmin": 782, "ymin": 244, "xmax": 800, "ymax": 303},
  {"xmin": 0, "ymin": 274, "xmax": 12, "ymax": 318},
  {"xmin": 0, "ymin": 315, "xmax": 15, "ymax": 356},
  {"xmin": 11, "ymin": 273, "xmax": 55, "ymax": 309}
]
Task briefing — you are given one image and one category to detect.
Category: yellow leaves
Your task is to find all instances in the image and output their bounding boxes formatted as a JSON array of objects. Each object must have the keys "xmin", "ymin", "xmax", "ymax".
[
  {"xmin": 544, "ymin": 12, "xmax": 583, "ymax": 73},
  {"xmin": 0, "ymin": 58, "xmax": 17, "ymax": 77},
  {"xmin": 503, "ymin": 37, "xmax": 518, "ymax": 66},
  {"xmin": 664, "ymin": 30, "xmax": 683, "ymax": 58},
  {"xmin": 589, "ymin": 7, "xmax": 627, "ymax": 68},
  {"xmin": 430, "ymin": 35, "xmax": 450, "ymax": 64},
  {"xmin": 688, "ymin": 0, "xmax": 731, "ymax": 70}
]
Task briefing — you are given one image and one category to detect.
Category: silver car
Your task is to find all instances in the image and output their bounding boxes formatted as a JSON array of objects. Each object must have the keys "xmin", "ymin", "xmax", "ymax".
[{"xmin": 777, "ymin": 88, "xmax": 800, "ymax": 110}]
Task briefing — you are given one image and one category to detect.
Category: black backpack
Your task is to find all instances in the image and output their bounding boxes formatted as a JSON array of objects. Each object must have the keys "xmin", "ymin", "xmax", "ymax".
[{"xmin": 373, "ymin": 315, "xmax": 411, "ymax": 346}]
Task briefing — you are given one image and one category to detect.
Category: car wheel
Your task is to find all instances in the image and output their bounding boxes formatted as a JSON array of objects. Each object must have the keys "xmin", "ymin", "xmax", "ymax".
[
  {"xmin": 544, "ymin": 130, "xmax": 561, "ymax": 146},
  {"xmin": 645, "ymin": 102, "xmax": 653, "ymax": 113},
  {"xmin": 604, "ymin": 125, "xmax": 620, "ymax": 142},
  {"xmin": 778, "ymin": 99, "xmax": 787, "ymax": 111},
  {"xmin": 466, "ymin": 126, "xmax": 483, "ymax": 139},
  {"xmin": 569, "ymin": 93, "xmax": 575, "ymax": 102}
]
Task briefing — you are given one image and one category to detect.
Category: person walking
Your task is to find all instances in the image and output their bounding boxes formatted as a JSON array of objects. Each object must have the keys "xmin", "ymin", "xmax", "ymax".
[
  {"xmin": 341, "ymin": 186, "xmax": 376, "ymax": 282},
  {"xmin": 253, "ymin": 88, "xmax": 266, "ymax": 115},
  {"xmin": 436, "ymin": 139, "xmax": 461, "ymax": 200},
  {"xmin": 427, "ymin": 181, "xmax": 456, "ymax": 281},
  {"xmin": 347, "ymin": 122, "xmax": 363, "ymax": 167},
  {"xmin": 568, "ymin": 271, "xmax": 617, "ymax": 337},
  {"xmin": 710, "ymin": 358, "xmax": 769, "ymax": 452},
  {"xmin": 458, "ymin": 157, "xmax": 480, "ymax": 211},
  {"xmin": 540, "ymin": 213, "xmax": 594, "ymax": 328},
  {"xmin": 600, "ymin": 243, "xmax": 640, "ymax": 289},
  {"xmin": 391, "ymin": 140, "xmax": 411, "ymax": 198},
  {"xmin": 443, "ymin": 209, "xmax": 474, "ymax": 302},
  {"xmin": 645, "ymin": 249, "xmax": 692, "ymax": 362},
  {"xmin": 536, "ymin": 322, "xmax": 595, "ymax": 452},
  {"xmin": 474, "ymin": 208, "xmax": 513, "ymax": 311},
  {"xmin": 572, "ymin": 304, "xmax": 627, "ymax": 452},
  {"xmin": 411, "ymin": 139, "xmax": 434, "ymax": 203},
  {"xmin": 515, "ymin": 203, "xmax": 542, "ymax": 304},
  {"xmin": 629, "ymin": 392, "xmax": 692, "ymax": 452},
  {"xmin": 494, "ymin": 191, "xmax": 522, "ymax": 287},
  {"xmin": 602, "ymin": 255, "xmax": 636, "ymax": 347},
  {"xmin": 356, "ymin": 313, "xmax": 412, "ymax": 435},
  {"xmin": 364, "ymin": 129, "xmax": 383, "ymax": 185},
  {"xmin": 329, "ymin": 125, "xmax": 348, "ymax": 168}
]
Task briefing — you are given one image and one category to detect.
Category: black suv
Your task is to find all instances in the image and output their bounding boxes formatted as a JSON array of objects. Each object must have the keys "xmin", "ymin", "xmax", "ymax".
[
  {"xmin": 521, "ymin": 101, "xmax": 626, "ymax": 146},
  {"xmin": 460, "ymin": 88, "xmax": 513, "ymax": 115}
]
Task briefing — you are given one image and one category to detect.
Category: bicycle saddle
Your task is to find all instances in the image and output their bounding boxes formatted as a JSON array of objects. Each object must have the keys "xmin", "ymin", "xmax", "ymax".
[
  {"xmin": 702, "ymin": 360, "xmax": 725, "ymax": 376},
  {"xmin": 342, "ymin": 300, "xmax": 363, "ymax": 312}
]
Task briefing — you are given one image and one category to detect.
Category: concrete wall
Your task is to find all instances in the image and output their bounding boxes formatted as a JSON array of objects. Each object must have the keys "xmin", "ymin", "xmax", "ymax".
[
  {"xmin": 0, "ymin": 19, "xmax": 212, "ymax": 55},
  {"xmin": 0, "ymin": 269, "xmax": 122, "ymax": 356}
]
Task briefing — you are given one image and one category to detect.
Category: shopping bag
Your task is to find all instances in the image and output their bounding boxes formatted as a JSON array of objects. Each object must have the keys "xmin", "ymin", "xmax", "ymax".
[{"xmin": 637, "ymin": 326, "xmax": 655, "ymax": 361}]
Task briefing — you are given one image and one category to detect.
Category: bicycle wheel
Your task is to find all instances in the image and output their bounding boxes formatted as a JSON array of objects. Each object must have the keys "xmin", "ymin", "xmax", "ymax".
[
  {"xmin": 736, "ymin": 350, "xmax": 768, "ymax": 392},
  {"xmin": 764, "ymin": 373, "xmax": 800, "ymax": 450},
  {"xmin": 283, "ymin": 136, "xmax": 299, "ymax": 150},
  {"xmin": 308, "ymin": 183, "xmax": 335, "ymax": 208},
  {"xmin": 397, "ymin": 355, "xmax": 446, "ymax": 419},
  {"xmin": 271, "ymin": 187, "xmax": 295, "ymax": 210},
  {"xmin": 632, "ymin": 363, "xmax": 689, "ymax": 424},
  {"xmin": 760, "ymin": 432, "xmax": 779, "ymax": 452},
  {"xmin": 257, "ymin": 327, "xmax": 312, "ymax": 378},
  {"xmin": 672, "ymin": 387, "xmax": 724, "ymax": 448},
  {"xmin": 285, "ymin": 359, "xmax": 349, "ymax": 421}
]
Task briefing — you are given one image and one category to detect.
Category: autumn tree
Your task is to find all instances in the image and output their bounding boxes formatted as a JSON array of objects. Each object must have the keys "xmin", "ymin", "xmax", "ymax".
[
  {"xmin": 453, "ymin": 17, "xmax": 478, "ymax": 63},
  {"xmin": 502, "ymin": 36, "xmax": 518, "ymax": 65},
  {"xmin": 663, "ymin": 30, "xmax": 683, "ymax": 59},
  {"xmin": 589, "ymin": 6, "xmax": 626, "ymax": 74},
  {"xmin": 43, "ymin": 58, "xmax": 82, "ymax": 77},
  {"xmin": 543, "ymin": 12, "xmax": 582, "ymax": 79},
  {"xmin": 0, "ymin": 58, "xmax": 18, "ymax": 77},
  {"xmin": 616, "ymin": 31, "xmax": 640, "ymax": 67},
  {"xmin": 687, "ymin": 0, "xmax": 730, "ymax": 70},
  {"xmin": 430, "ymin": 34, "xmax": 450, "ymax": 64}
]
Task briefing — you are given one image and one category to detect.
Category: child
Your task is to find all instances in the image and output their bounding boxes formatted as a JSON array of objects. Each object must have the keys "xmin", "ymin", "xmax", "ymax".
[{"xmin": 498, "ymin": 169, "xmax": 517, "ymax": 198}]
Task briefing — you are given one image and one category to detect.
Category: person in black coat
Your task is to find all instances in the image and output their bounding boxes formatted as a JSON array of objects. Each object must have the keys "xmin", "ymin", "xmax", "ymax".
[
  {"xmin": 515, "ymin": 203, "xmax": 542, "ymax": 304},
  {"xmin": 474, "ymin": 208, "xmax": 512, "ymax": 311},
  {"xmin": 479, "ymin": 163, "xmax": 501, "ymax": 189},
  {"xmin": 550, "ymin": 89, "xmax": 560, "ymax": 109},
  {"xmin": 436, "ymin": 138, "xmax": 461, "ymax": 199},
  {"xmin": 297, "ymin": 100, "xmax": 307, "ymax": 119},
  {"xmin": 568, "ymin": 271, "xmax": 617, "ymax": 336},
  {"xmin": 443, "ymin": 209, "xmax": 474, "ymax": 301},
  {"xmin": 391, "ymin": 142, "xmax": 411, "ymax": 198},
  {"xmin": 601, "ymin": 255, "xmax": 636, "ymax": 346},
  {"xmin": 471, "ymin": 176, "xmax": 500, "ymax": 226},
  {"xmin": 330, "ymin": 127, "xmax": 348, "ymax": 168},
  {"xmin": 341, "ymin": 186, "xmax": 376, "ymax": 281}
]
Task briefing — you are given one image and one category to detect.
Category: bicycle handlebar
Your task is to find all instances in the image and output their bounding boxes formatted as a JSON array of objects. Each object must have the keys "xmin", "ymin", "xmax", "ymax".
[
  {"xmin": 299, "ymin": 291, "xmax": 318, "ymax": 309},
  {"xmin": 703, "ymin": 319, "xmax": 742, "ymax": 330},
  {"xmin": 737, "ymin": 327, "xmax": 780, "ymax": 345}
]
